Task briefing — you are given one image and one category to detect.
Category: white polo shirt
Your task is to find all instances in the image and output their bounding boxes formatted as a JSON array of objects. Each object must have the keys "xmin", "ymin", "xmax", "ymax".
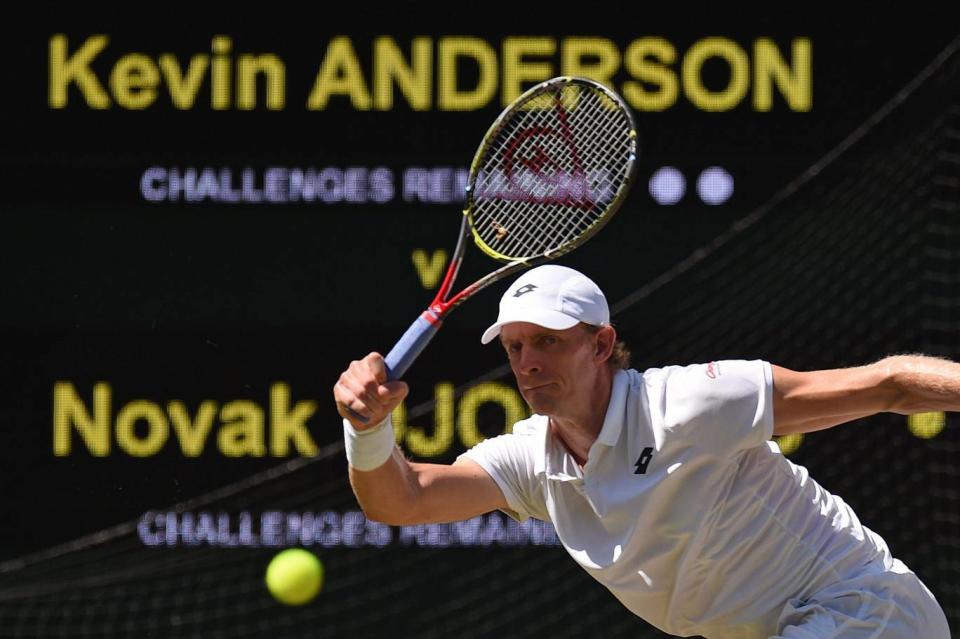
[{"xmin": 460, "ymin": 360, "xmax": 894, "ymax": 639}]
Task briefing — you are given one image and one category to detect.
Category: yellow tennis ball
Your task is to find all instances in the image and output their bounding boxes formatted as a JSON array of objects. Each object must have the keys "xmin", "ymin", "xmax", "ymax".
[{"xmin": 265, "ymin": 548, "xmax": 324, "ymax": 605}]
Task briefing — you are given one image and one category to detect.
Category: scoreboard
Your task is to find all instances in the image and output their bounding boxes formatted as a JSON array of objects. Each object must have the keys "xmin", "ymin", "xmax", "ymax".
[{"xmin": 1, "ymin": 14, "xmax": 957, "ymax": 575}]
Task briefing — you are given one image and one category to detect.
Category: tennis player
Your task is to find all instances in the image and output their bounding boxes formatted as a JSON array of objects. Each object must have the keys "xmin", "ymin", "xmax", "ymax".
[{"xmin": 334, "ymin": 264, "xmax": 952, "ymax": 638}]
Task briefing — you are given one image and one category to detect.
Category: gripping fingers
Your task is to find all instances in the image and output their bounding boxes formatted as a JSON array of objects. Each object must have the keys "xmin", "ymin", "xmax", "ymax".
[
  {"xmin": 338, "ymin": 386, "xmax": 396, "ymax": 427},
  {"xmin": 343, "ymin": 404, "xmax": 371, "ymax": 425},
  {"xmin": 334, "ymin": 378, "xmax": 379, "ymax": 426},
  {"xmin": 335, "ymin": 354, "xmax": 408, "ymax": 429}
]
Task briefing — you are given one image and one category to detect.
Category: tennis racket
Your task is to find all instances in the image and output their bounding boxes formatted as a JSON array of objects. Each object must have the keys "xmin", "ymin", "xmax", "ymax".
[{"xmin": 371, "ymin": 76, "xmax": 637, "ymax": 403}]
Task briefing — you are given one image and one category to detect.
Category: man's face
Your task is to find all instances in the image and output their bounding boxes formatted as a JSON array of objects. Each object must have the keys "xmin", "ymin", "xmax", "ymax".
[{"xmin": 499, "ymin": 322, "xmax": 600, "ymax": 416}]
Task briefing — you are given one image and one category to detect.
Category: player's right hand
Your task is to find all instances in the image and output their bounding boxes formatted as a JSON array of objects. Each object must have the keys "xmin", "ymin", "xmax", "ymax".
[{"xmin": 333, "ymin": 353, "xmax": 409, "ymax": 431}]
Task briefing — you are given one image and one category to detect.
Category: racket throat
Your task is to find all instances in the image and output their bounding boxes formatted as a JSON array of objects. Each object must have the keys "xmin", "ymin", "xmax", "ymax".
[{"xmin": 422, "ymin": 307, "xmax": 444, "ymax": 325}]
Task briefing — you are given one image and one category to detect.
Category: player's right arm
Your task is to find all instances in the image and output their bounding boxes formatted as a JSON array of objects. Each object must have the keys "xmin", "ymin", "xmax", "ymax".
[{"xmin": 333, "ymin": 353, "xmax": 509, "ymax": 526}]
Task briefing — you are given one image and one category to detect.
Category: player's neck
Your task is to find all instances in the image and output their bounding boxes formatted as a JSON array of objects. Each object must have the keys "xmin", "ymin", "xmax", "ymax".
[{"xmin": 548, "ymin": 369, "xmax": 614, "ymax": 466}]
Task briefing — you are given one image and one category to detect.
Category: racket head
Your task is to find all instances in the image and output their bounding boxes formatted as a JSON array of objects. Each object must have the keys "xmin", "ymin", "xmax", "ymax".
[{"xmin": 464, "ymin": 76, "xmax": 638, "ymax": 263}]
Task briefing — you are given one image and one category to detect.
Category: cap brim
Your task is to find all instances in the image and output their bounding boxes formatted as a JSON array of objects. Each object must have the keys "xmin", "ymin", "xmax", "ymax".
[{"xmin": 480, "ymin": 309, "xmax": 581, "ymax": 344}]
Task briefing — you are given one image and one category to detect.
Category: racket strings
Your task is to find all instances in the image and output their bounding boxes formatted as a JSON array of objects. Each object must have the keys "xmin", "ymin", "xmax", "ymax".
[
  {"xmin": 481, "ymin": 112, "xmax": 622, "ymax": 253},
  {"xmin": 471, "ymin": 83, "xmax": 634, "ymax": 259},
  {"xmin": 476, "ymin": 134, "xmax": 587, "ymax": 257},
  {"xmin": 480, "ymin": 106, "xmax": 577, "ymax": 255},
  {"xmin": 520, "ymin": 101, "xmax": 633, "ymax": 252}
]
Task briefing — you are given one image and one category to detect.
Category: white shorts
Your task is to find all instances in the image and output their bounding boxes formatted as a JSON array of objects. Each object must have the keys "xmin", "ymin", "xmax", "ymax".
[{"xmin": 773, "ymin": 560, "xmax": 950, "ymax": 639}]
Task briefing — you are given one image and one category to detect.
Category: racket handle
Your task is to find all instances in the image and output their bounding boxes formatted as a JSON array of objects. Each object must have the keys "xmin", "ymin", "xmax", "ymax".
[{"xmin": 384, "ymin": 311, "xmax": 442, "ymax": 380}]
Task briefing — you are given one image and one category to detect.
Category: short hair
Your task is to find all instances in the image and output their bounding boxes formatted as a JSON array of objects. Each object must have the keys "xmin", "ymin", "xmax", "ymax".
[{"xmin": 581, "ymin": 323, "xmax": 631, "ymax": 370}]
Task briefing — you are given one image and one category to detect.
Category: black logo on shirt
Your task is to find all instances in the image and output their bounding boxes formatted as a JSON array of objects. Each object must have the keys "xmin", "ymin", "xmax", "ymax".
[
  {"xmin": 634, "ymin": 447, "xmax": 654, "ymax": 474},
  {"xmin": 513, "ymin": 284, "xmax": 538, "ymax": 297}
]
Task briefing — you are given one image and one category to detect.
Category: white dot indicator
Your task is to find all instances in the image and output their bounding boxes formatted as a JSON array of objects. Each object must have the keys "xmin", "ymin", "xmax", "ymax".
[
  {"xmin": 649, "ymin": 166, "xmax": 686, "ymax": 205},
  {"xmin": 697, "ymin": 166, "xmax": 734, "ymax": 205}
]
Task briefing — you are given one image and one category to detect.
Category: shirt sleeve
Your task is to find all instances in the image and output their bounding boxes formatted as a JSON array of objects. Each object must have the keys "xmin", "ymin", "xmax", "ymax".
[
  {"xmin": 458, "ymin": 431, "xmax": 546, "ymax": 523},
  {"xmin": 660, "ymin": 359, "xmax": 774, "ymax": 456}
]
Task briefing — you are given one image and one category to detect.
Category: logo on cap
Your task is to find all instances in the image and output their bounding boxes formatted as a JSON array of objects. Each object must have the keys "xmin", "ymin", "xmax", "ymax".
[{"xmin": 513, "ymin": 284, "xmax": 538, "ymax": 297}]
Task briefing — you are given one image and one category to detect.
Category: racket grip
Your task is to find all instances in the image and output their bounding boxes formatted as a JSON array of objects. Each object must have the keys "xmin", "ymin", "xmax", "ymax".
[{"xmin": 384, "ymin": 311, "xmax": 442, "ymax": 380}]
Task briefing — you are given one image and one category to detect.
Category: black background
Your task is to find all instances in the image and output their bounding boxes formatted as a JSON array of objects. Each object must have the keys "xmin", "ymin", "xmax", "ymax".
[{"xmin": 2, "ymin": 8, "xmax": 958, "ymax": 614}]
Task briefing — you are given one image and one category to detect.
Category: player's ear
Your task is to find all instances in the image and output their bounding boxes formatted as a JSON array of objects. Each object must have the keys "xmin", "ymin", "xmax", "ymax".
[{"xmin": 594, "ymin": 325, "xmax": 616, "ymax": 363}]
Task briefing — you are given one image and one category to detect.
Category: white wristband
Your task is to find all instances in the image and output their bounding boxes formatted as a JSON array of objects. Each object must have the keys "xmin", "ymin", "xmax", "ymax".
[{"xmin": 343, "ymin": 415, "xmax": 396, "ymax": 471}]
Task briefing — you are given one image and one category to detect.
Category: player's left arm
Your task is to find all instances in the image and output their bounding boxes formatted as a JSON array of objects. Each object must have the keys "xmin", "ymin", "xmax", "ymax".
[{"xmin": 772, "ymin": 354, "xmax": 960, "ymax": 436}]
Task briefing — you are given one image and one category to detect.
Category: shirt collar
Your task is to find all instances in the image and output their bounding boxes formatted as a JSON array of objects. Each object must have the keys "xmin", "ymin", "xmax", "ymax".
[
  {"xmin": 595, "ymin": 369, "xmax": 629, "ymax": 447},
  {"xmin": 543, "ymin": 369, "xmax": 628, "ymax": 481}
]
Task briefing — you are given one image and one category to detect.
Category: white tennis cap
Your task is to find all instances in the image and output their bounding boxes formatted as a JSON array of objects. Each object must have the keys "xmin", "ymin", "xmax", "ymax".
[{"xmin": 481, "ymin": 265, "xmax": 609, "ymax": 344}]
